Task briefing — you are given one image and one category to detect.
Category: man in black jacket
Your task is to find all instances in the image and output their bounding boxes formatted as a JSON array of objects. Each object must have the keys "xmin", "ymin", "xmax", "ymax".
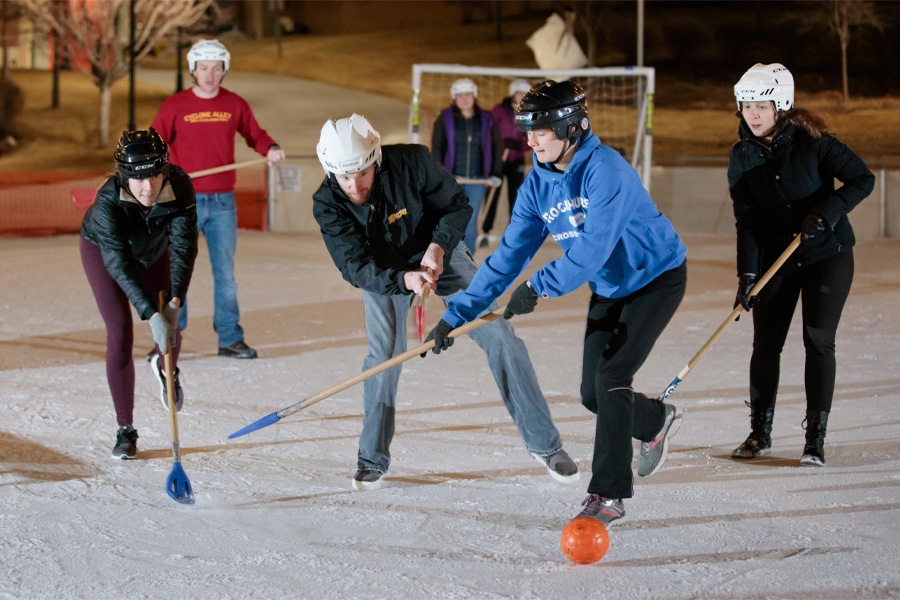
[{"xmin": 313, "ymin": 114, "xmax": 578, "ymax": 491}]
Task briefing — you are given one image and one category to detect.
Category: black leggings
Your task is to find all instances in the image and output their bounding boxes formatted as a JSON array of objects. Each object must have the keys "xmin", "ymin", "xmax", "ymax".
[
  {"xmin": 581, "ymin": 261, "xmax": 687, "ymax": 498},
  {"xmin": 750, "ymin": 250, "xmax": 854, "ymax": 414},
  {"xmin": 80, "ymin": 238, "xmax": 182, "ymax": 426}
]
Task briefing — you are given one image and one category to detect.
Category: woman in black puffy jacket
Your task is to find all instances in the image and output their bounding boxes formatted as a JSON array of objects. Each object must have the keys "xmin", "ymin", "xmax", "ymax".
[
  {"xmin": 728, "ymin": 63, "xmax": 874, "ymax": 467},
  {"xmin": 80, "ymin": 128, "xmax": 198, "ymax": 460}
]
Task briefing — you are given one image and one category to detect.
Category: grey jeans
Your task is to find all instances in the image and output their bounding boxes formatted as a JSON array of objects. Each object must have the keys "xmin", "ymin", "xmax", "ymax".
[{"xmin": 358, "ymin": 243, "xmax": 562, "ymax": 473}]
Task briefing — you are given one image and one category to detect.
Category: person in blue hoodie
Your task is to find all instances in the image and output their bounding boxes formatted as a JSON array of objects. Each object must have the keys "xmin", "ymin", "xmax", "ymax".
[{"xmin": 425, "ymin": 80, "xmax": 688, "ymax": 526}]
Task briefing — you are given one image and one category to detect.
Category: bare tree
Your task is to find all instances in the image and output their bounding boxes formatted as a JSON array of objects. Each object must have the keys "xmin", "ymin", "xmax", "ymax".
[
  {"xmin": 22, "ymin": 0, "xmax": 214, "ymax": 147},
  {"xmin": 821, "ymin": 0, "xmax": 884, "ymax": 101}
]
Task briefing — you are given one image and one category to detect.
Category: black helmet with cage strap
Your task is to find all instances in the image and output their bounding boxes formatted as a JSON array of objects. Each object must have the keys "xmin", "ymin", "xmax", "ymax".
[
  {"xmin": 114, "ymin": 128, "xmax": 169, "ymax": 179},
  {"xmin": 514, "ymin": 80, "xmax": 590, "ymax": 143}
]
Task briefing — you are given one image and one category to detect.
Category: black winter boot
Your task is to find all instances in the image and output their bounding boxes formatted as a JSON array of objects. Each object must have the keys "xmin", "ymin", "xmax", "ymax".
[
  {"xmin": 800, "ymin": 410, "xmax": 829, "ymax": 467},
  {"xmin": 731, "ymin": 401, "xmax": 775, "ymax": 459}
]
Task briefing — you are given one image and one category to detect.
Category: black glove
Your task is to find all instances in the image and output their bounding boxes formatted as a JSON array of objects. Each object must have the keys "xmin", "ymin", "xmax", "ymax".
[
  {"xmin": 800, "ymin": 212, "xmax": 826, "ymax": 242},
  {"xmin": 734, "ymin": 274, "xmax": 759, "ymax": 312},
  {"xmin": 504, "ymin": 281, "xmax": 539, "ymax": 320},
  {"xmin": 504, "ymin": 138, "xmax": 519, "ymax": 150},
  {"xmin": 422, "ymin": 319, "xmax": 454, "ymax": 356}
]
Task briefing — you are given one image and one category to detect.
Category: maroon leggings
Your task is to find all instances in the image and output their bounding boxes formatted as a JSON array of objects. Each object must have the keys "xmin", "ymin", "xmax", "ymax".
[{"xmin": 80, "ymin": 238, "xmax": 181, "ymax": 426}]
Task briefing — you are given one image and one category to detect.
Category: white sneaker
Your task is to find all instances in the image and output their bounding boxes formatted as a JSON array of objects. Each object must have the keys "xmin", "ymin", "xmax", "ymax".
[
  {"xmin": 151, "ymin": 354, "xmax": 183, "ymax": 412},
  {"xmin": 351, "ymin": 469, "xmax": 384, "ymax": 491}
]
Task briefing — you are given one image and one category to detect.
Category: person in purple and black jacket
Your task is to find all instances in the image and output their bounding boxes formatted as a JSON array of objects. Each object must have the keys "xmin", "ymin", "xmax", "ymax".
[{"xmin": 430, "ymin": 78, "xmax": 503, "ymax": 254}]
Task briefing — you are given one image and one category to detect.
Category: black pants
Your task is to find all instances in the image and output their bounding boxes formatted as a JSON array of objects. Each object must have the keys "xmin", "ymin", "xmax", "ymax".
[
  {"xmin": 750, "ymin": 250, "xmax": 854, "ymax": 414},
  {"xmin": 480, "ymin": 159, "xmax": 525, "ymax": 235},
  {"xmin": 581, "ymin": 261, "xmax": 687, "ymax": 498}
]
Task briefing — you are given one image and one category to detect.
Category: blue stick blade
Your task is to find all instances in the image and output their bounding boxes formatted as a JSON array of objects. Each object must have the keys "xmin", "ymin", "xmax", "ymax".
[
  {"xmin": 166, "ymin": 463, "xmax": 195, "ymax": 505},
  {"xmin": 228, "ymin": 412, "xmax": 281, "ymax": 439}
]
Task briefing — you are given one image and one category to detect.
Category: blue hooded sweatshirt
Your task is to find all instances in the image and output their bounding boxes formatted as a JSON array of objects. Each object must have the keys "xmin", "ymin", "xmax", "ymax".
[{"xmin": 442, "ymin": 134, "xmax": 686, "ymax": 327}]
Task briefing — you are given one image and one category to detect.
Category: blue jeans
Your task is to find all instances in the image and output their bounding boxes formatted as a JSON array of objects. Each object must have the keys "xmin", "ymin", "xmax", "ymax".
[
  {"xmin": 179, "ymin": 191, "xmax": 244, "ymax": 347},
  {"xmin": 462, "ymin": 183, "xmax": 486, "ymax": 253},
  {"xmin": 357, "ymin": 243, "xmax": 562, "ymax": 473}
]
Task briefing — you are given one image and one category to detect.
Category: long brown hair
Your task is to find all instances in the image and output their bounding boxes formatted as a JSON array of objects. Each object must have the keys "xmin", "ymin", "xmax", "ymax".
[{"xmin": 777, "ymin": 108, "xmax": 832, "ymax": 139}]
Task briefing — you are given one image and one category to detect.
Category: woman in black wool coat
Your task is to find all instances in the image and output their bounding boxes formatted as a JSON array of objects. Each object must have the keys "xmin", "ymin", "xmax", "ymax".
[{"xmin": 728, "ymin": 63, "xmax": 874, "ymax": 467}]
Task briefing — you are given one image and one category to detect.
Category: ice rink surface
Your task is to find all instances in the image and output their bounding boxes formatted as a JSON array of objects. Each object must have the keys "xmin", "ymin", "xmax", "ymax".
[{"xmin": 1, "ymin": 231, "xmax": 898, "ymax": 599}]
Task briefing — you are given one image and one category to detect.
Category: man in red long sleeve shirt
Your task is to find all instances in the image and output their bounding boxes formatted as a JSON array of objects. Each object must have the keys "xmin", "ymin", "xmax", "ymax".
[{"xmin": 152, "ymin": 39, "xmax": 285, "ymax": 359}]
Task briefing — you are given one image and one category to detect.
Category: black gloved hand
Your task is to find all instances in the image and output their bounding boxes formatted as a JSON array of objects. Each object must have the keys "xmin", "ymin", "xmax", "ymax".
[
  {"xmin": 504, "ymin": 138, "xmax": 519, "ymax": 150},
  {"xmin": 504, "ymin": 281, "xmax": 539, "ymax": 320},
  {"xmin": 422, "ymin": 319, "xmax": 454, "ymax": 356},
  {"xmin": 734, "ymin": 274, "xmax": 759, "ymax": 312},
  {"xmin": 800, "ymin": 212, "xmax": 826, "ymax": 242}
]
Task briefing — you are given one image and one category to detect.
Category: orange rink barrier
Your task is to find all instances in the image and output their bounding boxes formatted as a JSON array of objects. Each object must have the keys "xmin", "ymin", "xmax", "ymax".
[{"xmin": 0, "ymin": 169, "xmax": 268, "ymax": 236}]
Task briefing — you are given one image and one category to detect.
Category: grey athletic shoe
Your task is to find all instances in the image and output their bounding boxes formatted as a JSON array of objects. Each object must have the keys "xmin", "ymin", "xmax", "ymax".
[
  {"xmin": 351, "ymin": 469, "xmax": 384, "ymax": 491},
  {"xmin": 111, "ymin": 425, "xmax": 138, "ymax": 460},
  {"xmin": 637, "ymin": 403, "xmax": 682, "ymax": 477},
  {"xmin": 577, "ymin": 494, "xmax": 624, "ymax": 526},
  {"xmin": 531, "ymin": 449, "xmax": 580, "ymax": 483}
]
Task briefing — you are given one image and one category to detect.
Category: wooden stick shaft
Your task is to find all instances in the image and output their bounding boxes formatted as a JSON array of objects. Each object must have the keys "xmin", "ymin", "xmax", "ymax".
[
  {"xmin": 675, "ymin": 235, "xmax": 802, "ymax": 381},
  {"xmin": 187, "ymin": 157, "xmax": 268, "ymax": 179},
  {"xmin": 457, "ymin": 177, "xmax": 489, "ymax": 185},
  {"xmin": 277, "ymin": 312, "xmax": 504, "ymax": 419},
  {"xmin": 159, "ymin": 291, "xmax": 182, "ymax": 463}
]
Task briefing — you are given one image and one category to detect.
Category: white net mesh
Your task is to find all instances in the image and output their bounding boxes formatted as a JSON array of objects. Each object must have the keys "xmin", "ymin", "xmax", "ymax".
[{"xmin": 409, "ymin": 65, "xmax": 655, "ymax": 185}]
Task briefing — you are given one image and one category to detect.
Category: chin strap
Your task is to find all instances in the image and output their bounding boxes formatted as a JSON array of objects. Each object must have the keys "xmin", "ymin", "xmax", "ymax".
[{"xmin": 550, "ymin": 139, "xmax": 575, "ymax": 166}]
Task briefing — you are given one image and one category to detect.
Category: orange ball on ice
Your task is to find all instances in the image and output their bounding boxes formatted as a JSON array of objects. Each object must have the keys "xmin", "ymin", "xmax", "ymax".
[{"xmin": 560, "ymin": 516, "xmax": 610, "ymax": 565}]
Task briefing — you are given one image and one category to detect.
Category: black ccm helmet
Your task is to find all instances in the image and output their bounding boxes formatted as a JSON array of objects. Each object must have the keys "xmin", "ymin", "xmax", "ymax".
[
  {"xmin": 114, "ymin": 128, "xmax": 169, "ymax": 179},
  {"xmin": 514, "ymin": 80, "xmax": 590, "ymax": 144}
]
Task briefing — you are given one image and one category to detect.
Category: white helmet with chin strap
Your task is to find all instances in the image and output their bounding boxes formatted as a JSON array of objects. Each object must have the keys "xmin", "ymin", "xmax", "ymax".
[
  {"xmin": 188, "ymin": 39, "xmax": 230, "ymax": 73},
  {"xmin": 316, "ymin": 113, "xmax": 382, "ymax": 175},
  {"xmin": 734, "ymin": 63, "xmax": 794, "ymax": 111},
  {"xmin": 450, "ymin": 78, "xmax": 478, "ymax": 99},
  {"xmin": 508, "ymin": 79, "xmax": 532, "ymax": 97}
]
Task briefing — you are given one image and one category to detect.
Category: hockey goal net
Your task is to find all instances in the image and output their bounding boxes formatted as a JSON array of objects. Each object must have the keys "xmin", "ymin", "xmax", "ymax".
[{"xmin": 409, "ymin": 64, "xmax": 655, "ymax": 186}]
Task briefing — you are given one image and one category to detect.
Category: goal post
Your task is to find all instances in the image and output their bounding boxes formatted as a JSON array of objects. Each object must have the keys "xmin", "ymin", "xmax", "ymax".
[{"xmin": 409, "ymin": 64, "xmax": 655, "ymax": 187}]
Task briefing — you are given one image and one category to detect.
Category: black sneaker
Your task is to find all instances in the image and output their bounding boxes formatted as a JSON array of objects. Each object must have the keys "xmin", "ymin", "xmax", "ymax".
[
  {"xmin": 145, "ymin": 348, "xmax": 157, "ymax": 362},
  {"xmin": 351, "ymin": 469, "xmax": 384, "ymax": 491},
  {"xmin": 577, "ymin": 494, "xmax": 624, "ymax": 526},
  {"xmin": 111, "ymin": 425, "xmax": 138, "ymax": 460},
  {"xmin": 218, "ymin": 340, "xmax": 258, "ymax": 359},
  {"xmin": 530, "ymin": 449, "xmax": 580, "ymax": 483},
  {"xmin": 151, "ymin": 354, "xmax": 183, "ymax": 412}
]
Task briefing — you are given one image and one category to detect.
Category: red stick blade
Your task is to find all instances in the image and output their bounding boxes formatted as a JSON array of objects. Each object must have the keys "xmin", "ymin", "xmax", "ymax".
[{"xmin": 415, "ymin": 306, "xmax": 425, "ymax": 344}]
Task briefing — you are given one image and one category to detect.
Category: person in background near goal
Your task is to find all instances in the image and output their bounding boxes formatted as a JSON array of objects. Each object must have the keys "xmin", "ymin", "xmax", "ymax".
[
  {"xmin": 80, "ymin": 129, "xmax": 198, "ymax": 460},
  {"xmin": 729, "ymin": 63, "xmax": 874, "ymax": 467},
  {"xmin": 430, "ymin": 78, "xmax": 503, "ymax": 254},
  {"xmin": 478, "ymin": 79, "xmax": 533, "ymax": 250},
  {"xmin": 426, "ymin": 80, "xmax": 688, "ymax": 526},
  {"xmin": 151, "ymin": 39, "xmax": 285, "ymax": 360},
  {"xmin": 313, "ymin": 113, "xmax": 579, "ymax": 491}
]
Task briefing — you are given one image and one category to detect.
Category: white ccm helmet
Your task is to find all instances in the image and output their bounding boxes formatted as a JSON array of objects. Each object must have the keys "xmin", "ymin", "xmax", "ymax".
[
  {"xmin": 734, "ymin": 63, "xmax": 794, "ymax": 111},
  {"xmin": 450, "ymin": 78, "xmax": 478, "ymax": 99},
  {"xmin": 316, "ymin": 113, "xmax": 382, "ymax": 175},
  {"xmin": 188, "ymin": 39, "xmax": 231, "ymax": 73}
]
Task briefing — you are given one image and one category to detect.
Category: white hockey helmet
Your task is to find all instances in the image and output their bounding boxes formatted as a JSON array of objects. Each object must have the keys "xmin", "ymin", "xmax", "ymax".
[
  {"xmin": 450, "ymin": 78, "xmax": 478, "ymax": 99},
  {"xmin": 508, "ymin": 79, "xmax": 532, "ymax": 97},
  {"xmin": 188, "ymin": 39, "xmax": 230, "ymax": 73},
  {"xmin": 734, "ymin": 63, "xmax": 794, "ymax": 111},
  {"xmin": 316, "ymin": 113, "xmax": 382, "ymax": 175}
]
